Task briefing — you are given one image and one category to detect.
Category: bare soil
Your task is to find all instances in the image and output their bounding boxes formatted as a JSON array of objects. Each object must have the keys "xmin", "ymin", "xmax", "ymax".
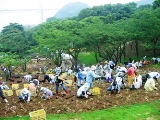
[{"xmin": 0, "ymin": 60, "xmax": 160, "ymax": 117}]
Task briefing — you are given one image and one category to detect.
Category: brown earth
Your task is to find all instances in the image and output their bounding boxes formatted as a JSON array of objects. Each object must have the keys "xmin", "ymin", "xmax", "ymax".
[{"xmin": 0, "ymin": 60, "xmax": 160, "ymax": 118}]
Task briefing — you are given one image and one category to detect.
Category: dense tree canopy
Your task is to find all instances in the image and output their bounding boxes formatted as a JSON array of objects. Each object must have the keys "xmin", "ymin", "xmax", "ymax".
[{"xmin": 0, "ymin": 1, "xmax": 160, "ymax": 66}]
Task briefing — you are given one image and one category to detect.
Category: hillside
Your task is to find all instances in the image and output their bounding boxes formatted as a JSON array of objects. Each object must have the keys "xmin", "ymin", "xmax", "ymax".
[{"xmin": 54, "ymin": 2, "xmax": 89, "ymax": 19}]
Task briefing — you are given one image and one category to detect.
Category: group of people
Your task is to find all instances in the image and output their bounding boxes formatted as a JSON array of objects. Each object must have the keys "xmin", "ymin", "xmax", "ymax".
[{"xmin": 0, "ymin": 59, "xmax": 159, "ymax": 104}]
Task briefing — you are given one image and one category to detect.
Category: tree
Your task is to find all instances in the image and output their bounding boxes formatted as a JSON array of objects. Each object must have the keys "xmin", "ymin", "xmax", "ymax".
[
  {"xmin": 0, "ymin": 53, "xmax": 20, "ymax": 80},
  {"xmin": 0, "ymin": 23, "xmax": 37, "ymax": 59}
]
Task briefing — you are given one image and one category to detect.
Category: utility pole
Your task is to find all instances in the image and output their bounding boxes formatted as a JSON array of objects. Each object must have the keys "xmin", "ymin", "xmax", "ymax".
[{"xmin": 40, "ymin": 0, "xmax": 44, "ymax": 23}]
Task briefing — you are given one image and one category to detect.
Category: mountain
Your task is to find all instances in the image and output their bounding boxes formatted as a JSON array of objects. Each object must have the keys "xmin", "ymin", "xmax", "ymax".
[
  {"xmin": 54, "ymin": 2, "xmax": 89, "ymax": 19},
  {"xmin": 137, "ymin": 0, "xmax": 155, "ymax": 6}
]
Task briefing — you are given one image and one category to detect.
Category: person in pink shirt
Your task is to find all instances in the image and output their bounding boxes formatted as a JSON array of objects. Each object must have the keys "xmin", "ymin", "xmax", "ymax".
[
  {"xmin": 28, "ymin": 82, "xmax": 36, "ymax": 91},
  {"xmin": 28, "ymin": 79, "xmax": 39, "ymax": 96},
  {"xmin": 127, "ymin": 65, "xmax": 136, "ymax": 89}
]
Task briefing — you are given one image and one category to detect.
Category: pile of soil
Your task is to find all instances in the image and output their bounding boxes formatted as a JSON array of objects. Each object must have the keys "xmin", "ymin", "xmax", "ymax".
[{"xmin": 0, "ymin": 61, "xmax": 159, "ymax": 118}]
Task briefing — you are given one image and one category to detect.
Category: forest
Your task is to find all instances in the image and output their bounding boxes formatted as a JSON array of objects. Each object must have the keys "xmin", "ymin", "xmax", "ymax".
[{"xmin": 0, "ymin": 0, "xmax": 160, "ymax": 69}]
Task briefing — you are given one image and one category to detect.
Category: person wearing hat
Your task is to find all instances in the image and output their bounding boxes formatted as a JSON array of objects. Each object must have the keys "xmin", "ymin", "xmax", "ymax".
[
  {"xmin": 144, "ymin": 77, "xmax": 157, "ymax": 91},
  {"xmin": 77, "ymin": 83, "xmax": 90, "ymax": 98},
  {"xmin": 40, "ymin": 87, "xmax": 53, "ymax": 100},
  {"xmin": 76, "ymin": 69, "xmax": 85, "ymax": 89},
  {"xmin": 1, "ymin": 82, "xmax": 9, "ymax": 90},
  {"xmin": 0, "ymin": 84, "xmax": 9, "ymax": 104},
  {"xmin": 146, "ymin": 72, "xmax": 160, "ymax": 81},
  {"xmin": 18, "ymin": 88, "xmax": 31, "ymax": 102},
  {"xmin": 23, "ymin": 74, "xmax": 32, "ymax": 83},
  {"xmin": 85, "ymin": 65, "xmax": 97, "ymax": 93}
]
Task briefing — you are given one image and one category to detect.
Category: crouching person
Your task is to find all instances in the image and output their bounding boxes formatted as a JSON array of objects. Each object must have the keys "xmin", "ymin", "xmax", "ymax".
[
  {"xmin": 144, "ymin": 77, "xmax": 157, "ymax": 91},
  {"xmin": 107, "ymin": 78, "xmax": 120, "ymax": 94},
  {"xmin": 0, "ymin": 86, "xmax": 9, "ymax": 104},
  {"xmin": 77, "ymin": 83, "xmax": 89, "ymax": 98},
  {"xmin": 18, "ymin": 88, "xmax": 31, "ymax": 102},
  {"xmin": 40, "ymin": 87, "xmax": 53, "ymax": 100},
  {"xmin": 28, "ymin": 80, "xmax": 39, "ymax": 96},
  {"xmin": 1, "ymin": 82, "xmax": 9, "ymax": 90}
]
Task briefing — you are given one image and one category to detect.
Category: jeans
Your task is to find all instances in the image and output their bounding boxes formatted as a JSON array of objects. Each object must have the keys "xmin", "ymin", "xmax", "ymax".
[
  {"xmin": 56, "ymin": 83, "xmax": 67, "ymax": 92},
  {"xmin": 107, "ymin": 84, "xmax": 120, "ymax": 91},
  {"xmin": 0, "ymin": 88, "xmax": 5, "ymax": 99}
]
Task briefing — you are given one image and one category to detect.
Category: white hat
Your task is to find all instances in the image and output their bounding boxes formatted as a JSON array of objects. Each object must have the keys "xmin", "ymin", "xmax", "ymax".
[
  {"xmin": 91, "ymin": 66, "xmax": 96, "ymax": 71},
  {"xmin": 40, "ymin": 87, "xmax": 44, "ymax": 91},
  {"xmin": 22, "ymin": 88, "xmax": 28, "ymax": 94}
]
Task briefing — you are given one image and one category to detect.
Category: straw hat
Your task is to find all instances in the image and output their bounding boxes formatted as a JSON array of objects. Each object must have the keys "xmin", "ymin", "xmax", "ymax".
[{"xmin": 104, "ymin": 61, "xmax": 108, "ymax": 64}]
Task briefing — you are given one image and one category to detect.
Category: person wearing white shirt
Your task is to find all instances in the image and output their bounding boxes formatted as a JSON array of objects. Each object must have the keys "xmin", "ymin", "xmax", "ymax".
[
  {"xmin": 77, "ymin": 83, "xmax": 89, "ymax": 98},
  {"xmin": 144, "ymin": 78, "xmax": 157, "ymax": 91},
  {"xmin": 18, "ymin": 88, "xmax": 31, "ymax": 102}
]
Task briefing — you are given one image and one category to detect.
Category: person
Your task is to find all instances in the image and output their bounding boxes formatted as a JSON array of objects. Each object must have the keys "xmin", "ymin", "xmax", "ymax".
[
  {"xmin": 23, "ymin": 74, "xmax": 32, "ymax": 83},
  {"xmin": 108, "ymin": 60, "xmax": 115, "ymax": 73},
  {"xmin": 1, "ymin": 82, "xmax": 9, "ymax": 90},
  {"xmin": 0, "ymin": 84, "xmax": 9, "ymax": 104},
  {"xmin": 55, "ymin": 73, "xmax": 69, "ymax": 97},
  {"xmin": 32, "ymin": 79, "xmax": 40, "ymax": 87},
  {"xmin": 85, "ymin": 65, "xmax": 97, "ymax": 93},
  {"xmin": 43, "ymin": 65, "xmax": 47, "ymax": 74},
  {"xmin": 103, "ymin": 61, "xmax": 111, "ymax": 74},
  {"xmin": 55, "ymin": 67, "xmax": 62, "ymax": 75},
  {"xmin": 144, "ymin": 77, "xmax": 157, "ymax": 91},
  {"xmin": 146, "ymin": 72, "xmax": 160, "ymax": 81},
  {"xmin": 18, "ymin": 88, "xmax": 31, "ymax": 102},
  {"xmin": 77, "ymin": 83, "xmax": 90, "ymax": 98},
  {"xmin": 77, "ymin": 69, "xmax": 85, "ymax": 89},
  {"xmin": 43, "ymin": 74, "xmax": 51, "ymax": 83},
  {"xmin": 138, "ymin": 60, "xmax": 143, "ymax": 68},
  {"xmin": 105, "ymin": 71, "xmax": 112, "ymax": 83},
  {"xmin": 95, "ymin": 63, "xmax": 104, "ymax": 77},
  {"xmin": 127, "ymin": 65, "xmax": 136, "ymax": 89},
  {"xmin": 40, "ymin": 87, "xmax": 53, "ymax": 100},
  {"xmin": 133, "ymin": 75, "xmax": 143, "ymax": 89},
  {"xmin": 28, "ymin": 81, "xmax": 38, "ymax": 96},
  {"xmin": 107, "ymin": 78, "xmax": 120, "ymax": 94},
  {"xmin": 116, "ymin": 66, "xmax": 127, "ymax": 76},
  {"xmin": 143, "ymin": 56, "xmax": 147, "ymax": 61}
]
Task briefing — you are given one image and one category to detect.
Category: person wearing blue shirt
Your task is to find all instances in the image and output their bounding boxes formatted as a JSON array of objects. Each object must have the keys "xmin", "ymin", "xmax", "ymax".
[
  {"xmin": 77, "ymin": 69, "xmax": 85, "ymax": 89},
  {"xmin": 85, "ymin": 66, "xmax": 97, "ymax": 93}
]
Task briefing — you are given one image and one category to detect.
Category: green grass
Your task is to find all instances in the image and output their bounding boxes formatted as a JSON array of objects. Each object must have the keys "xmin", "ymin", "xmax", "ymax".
[
  {"xmin": 1, "ymin": 100, "xmax": 159, "ymax": 120},
  {"xmin": 78, "ymin": 52, "xmax": 97, "ymax": 66}
]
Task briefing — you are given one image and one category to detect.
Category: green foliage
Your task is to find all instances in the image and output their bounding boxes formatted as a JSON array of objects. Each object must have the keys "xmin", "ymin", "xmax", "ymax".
[
  {"xmin": 0, "ymin": 23, "xmax": 38, "ymax": 58},
  {"xmin": 0, "ymin": 53, "xmax": 20, "ymax": 68},
  {"xmin": 78, "ymin": 52, "xmax": 97, "ymax": 66},
  {"xmin": 77, "ymin": 2, "xmax": 137, "ymax": 20}
]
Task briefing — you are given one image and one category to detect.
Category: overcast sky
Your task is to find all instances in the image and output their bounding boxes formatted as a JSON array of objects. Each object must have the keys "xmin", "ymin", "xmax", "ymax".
[{"xmin": 0, "ymin": 0, "xmax": 139, "ymax": 32}]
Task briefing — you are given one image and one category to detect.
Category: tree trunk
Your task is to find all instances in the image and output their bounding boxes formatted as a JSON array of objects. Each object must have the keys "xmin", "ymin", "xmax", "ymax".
[
  {"xmin": 123, "ymin": 42, "xmax": 126, "ymax": 60},
  {"xmin": 153, "ymin": 38, "xmax": 157, "ymax": 57},
  {"xmin": 135, "ymin": 40, "xmax": 139, "ymax": 58}
]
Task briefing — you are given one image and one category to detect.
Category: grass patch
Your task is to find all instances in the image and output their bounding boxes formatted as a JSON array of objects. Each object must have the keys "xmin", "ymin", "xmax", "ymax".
[
  {"xmin": 1, "ymin": 100, "xmax": 159, "ymax": 120},
  {"xmin": 78, "ymin": 52, "xmax": 97, "ymax": 66}
]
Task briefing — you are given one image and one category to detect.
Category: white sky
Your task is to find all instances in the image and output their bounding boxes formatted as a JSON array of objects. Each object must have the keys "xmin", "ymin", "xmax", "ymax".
[{"xmin": 0, "ymin": 0, "xmax": 139, "ymax": 32}]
